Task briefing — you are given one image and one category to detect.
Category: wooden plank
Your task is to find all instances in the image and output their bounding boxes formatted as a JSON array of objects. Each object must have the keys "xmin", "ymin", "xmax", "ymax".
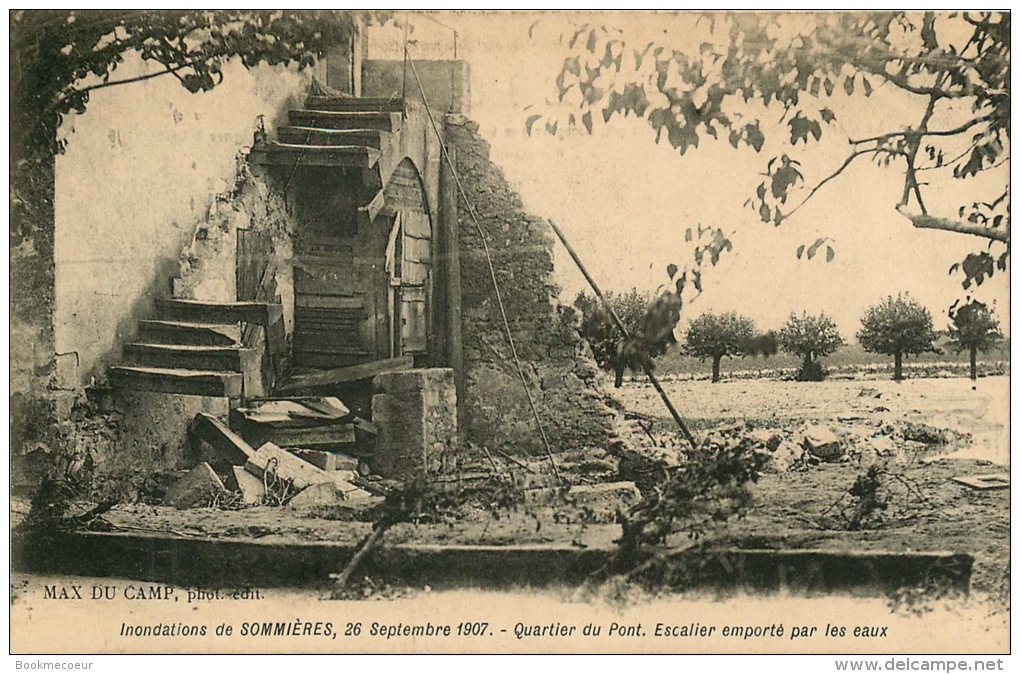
[
  {"xmin": 279, "ymin": 355, "xmax": 414, "ymax": 392},
  {"xmin": 157, "ymin": 299, "xmax": 281, "ymax": 326},
  {"xmin": 293, "ymin": 346, "xmax": 372, "ymax": 358},
  {"xmin": 359, "ymin": 188, "xmax": 386, "ymax": 223},
  {"xmin": 295, "ymin": 295, "xmax": 365, "ymax": 310},
  {"xmin": 951, "ymin": 474, "xmax": 1010, "ymax": 490},
  {"xmin": 124, "ymin": 343, "xmax": 251, "ymax": 371},
  {"xmin": 277, "ymin": 126, "xmax": 385, "ymax": 148},
  {"xmin": 293, "ymin": 331, "xmax": 362, "ymax": 344},
  {"xmin": 287, "ymin": 109, "xmax": 401, "ymax": 131},
  {"xmin": 247, "ymin": 143, "xmax": 380, "ymax": 169},
  {"xmin": 138, "ymin": 320, "xmax": 240, "ymax": 346},
  {"xmin": 304, "ymin": 96, "xmax": 404, "ymax": 113},
  {"xmin": 404, "ymin": 235, "xmax": 430, "ymax": 261},
  {"xmin": 401, "ymin": 299, "xmax": 427, "ymax": 353},
  {"xmin": 190, "ymin": 412, "xmax": 256, "ymax": 465},
  {"xmin": 403, "ymin": 260, "xmax": 429, "ymax": 285},
  {"xmin": 250, "ymin": 424, "xmax": 357, "ymax": 448}
]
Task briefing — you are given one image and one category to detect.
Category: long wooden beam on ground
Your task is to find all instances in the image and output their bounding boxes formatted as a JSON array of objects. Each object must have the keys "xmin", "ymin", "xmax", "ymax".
[{"xmin": 278, "ymin": 355, "xmax": 414, "ymax": 393}]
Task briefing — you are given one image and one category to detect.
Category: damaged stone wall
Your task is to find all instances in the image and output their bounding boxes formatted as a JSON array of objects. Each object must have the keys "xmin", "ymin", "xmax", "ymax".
[
  {"xmin": 171, "ymin": 161, "xmax": 297, "ymax": 333},
  {"xmin": 445, "ymin": 117, "xmax": 618, "ymax": 454}
]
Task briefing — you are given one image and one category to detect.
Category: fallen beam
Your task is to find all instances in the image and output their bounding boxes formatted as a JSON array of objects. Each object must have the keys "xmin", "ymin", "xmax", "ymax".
[
  {"xmin": 279, "ymin": 356, "xmax": 414, "ymax": 392},
  {"xmin": 190, "ymin": 412, "xmax": 256, "ymax": 465}
]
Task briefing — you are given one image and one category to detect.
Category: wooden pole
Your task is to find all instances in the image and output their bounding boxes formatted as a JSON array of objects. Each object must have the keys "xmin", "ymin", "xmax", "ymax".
[
  {"xmin": 440, "ymin": 144, "xmax": 465, "ymax": 428},
  {"xmin": 547, "ymin": 220, "xmax": 699, "ymax": 450}
]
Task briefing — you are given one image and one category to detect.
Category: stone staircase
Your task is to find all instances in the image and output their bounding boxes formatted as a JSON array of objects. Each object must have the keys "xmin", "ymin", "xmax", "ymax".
[
  {"xmin": 109, "ymin": 96, "xmax": 406, "ymax": 401},
  {"xmin": 109, "ymin": 298, "xmax": 283, "ymax": 399},
  {"xmin": 248, "ymin": 95, "xmax": 405, "ymax": 225}
]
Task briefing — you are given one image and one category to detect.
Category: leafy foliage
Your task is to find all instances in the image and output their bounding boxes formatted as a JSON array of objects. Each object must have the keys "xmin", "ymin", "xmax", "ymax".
[
  {"xmin": 857, "ymin": 294, "xmax": 937, "ymax": 379},
  {"xmin": 682, "ymin": 311, "xmax": 755, "ymax": 381},
  {"xmin": 531, "ymin": 12, "xmax": 1010, "ymax": 289},
  {"xmin": 574, "ymin": 287, "xmax": 679, "ymax": 387},
  {"xmin": 778, "ymin": 311, "xmax": 844, "ymax": 380},
  {"xmin": 947, "ymin": 299, "xmax": 1002, "ymax": 354},
  {"xmin": 10, "ymin": 10, "xmax": 390, "ymax": 245},
  {"xmin": 683, "ymin": 312, "xmax": 756, "ymax": 359},
  {"xmin": 947, "ymin": 299, "xmax": 1002, "ymax": 379},
  {"xmin": 613, "ymin": 435, "xmax": 767, "ymax": 579}
]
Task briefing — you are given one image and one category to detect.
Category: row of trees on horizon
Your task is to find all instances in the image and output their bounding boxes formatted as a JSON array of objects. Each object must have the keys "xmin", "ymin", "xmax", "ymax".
[{"xmin": 574, "ymin": 290, "xmax": 1004, "ymax": 384}]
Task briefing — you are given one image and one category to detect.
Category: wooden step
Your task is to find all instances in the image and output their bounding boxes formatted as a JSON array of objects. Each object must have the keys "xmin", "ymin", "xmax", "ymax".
[
  {"xmin": 124, "ymin": 343, "xmax": 257, "ymax": 372},
  {"xmin": 138, "ymin": 319, "xmax": 241, "ymax": 346},
  {"xmin": 109, "ymin": 366, "xmax": 242, "ymax": 397},
  {"xmin": 287, "ymin": 109, "xmax": 402, "ymax": 132},
  {"xmin": 247, "ymin": 142, "xmax": 381, "ymax": 168},
  {"xmin": 277, "ymin": 126, "xmax": 387, "ymax": 148},
  {"xmin": 304, "ymin": 96, "xmax": 403, "ymax": 113},
  {"xmin": 156, "ymin": 298, "xmax": 282, "ymax": 326}
]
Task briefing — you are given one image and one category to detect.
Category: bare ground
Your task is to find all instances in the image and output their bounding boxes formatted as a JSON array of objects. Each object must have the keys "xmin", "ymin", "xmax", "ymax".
[{"xmin": 11, "ymin": 376, "xmax": 1009, "ymax": 604}]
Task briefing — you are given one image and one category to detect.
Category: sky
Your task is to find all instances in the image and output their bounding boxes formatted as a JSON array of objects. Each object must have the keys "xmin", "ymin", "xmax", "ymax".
[{"xmin": 371, "ymin": 12, "xmax": 1009, "ymax": 337}]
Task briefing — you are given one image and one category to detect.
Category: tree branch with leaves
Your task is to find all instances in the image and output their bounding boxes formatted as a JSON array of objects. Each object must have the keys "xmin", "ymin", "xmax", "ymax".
[
  {"xmin": 10, "ymin": 9, "xmax": 392, "ymax": 246},
  {"xmin": 528, "ymin": 11, "xmax": 1010, "ymax": 290}
]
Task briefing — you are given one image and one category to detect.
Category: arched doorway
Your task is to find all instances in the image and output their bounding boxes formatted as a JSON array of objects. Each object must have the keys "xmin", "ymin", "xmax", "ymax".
[{"xmin": 290, "ymin": 158, "xmax": 433, "ymax": 370}]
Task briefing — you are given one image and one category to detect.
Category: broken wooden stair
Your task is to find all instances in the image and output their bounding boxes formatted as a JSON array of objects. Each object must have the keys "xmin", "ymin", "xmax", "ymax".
[
  {"xmin": 248, "ymin": 96, "xmax": 403, "ymax": 169},
  {"xmin": 229, "ymin": 396, "xmax": 377, "ymax": 459},
  {"xmin": 247, "ymin": 95, "xmax": 404, "ymax": 230}
]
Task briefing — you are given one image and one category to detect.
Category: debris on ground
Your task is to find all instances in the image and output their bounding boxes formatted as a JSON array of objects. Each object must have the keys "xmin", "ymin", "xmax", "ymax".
[
  {"xmin": 951, "ymin": 474, "xmax": 1009, "ymax": 491},
  {"xmin": 163, "ymin": 462, "xmax": 228, "ymax": 509},
  {"xmin": 225, "ymin": 466, "xmax": 266, "ymax": 505},
  {"xmin": 799, "ymin": 424, "xmax": 845, "ymax": 462},
  {"xmin": 289, "ymin": 448, "xmax": 359, "ymax": 472},
  {"xmin": 287, "ymin": 482, "xmax": 344, "ymax": 508},
  {"xmin": 190, "ymin": 412, "xmax": 255, "ymax": 466}
]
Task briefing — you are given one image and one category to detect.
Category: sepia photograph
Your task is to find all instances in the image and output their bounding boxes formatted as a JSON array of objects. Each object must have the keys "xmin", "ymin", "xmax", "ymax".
[{"xmin": 8, "ymin": 9, "xmax": 1011, "ymax": 660}]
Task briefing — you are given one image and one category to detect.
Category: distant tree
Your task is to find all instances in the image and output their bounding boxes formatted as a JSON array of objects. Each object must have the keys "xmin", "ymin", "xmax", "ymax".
[
  {"xmin": 778, "ymin": 312, "xmax": 844, "ymax": 381},
  {"xmin": 682, "ymin": 312, "xmax": 755, "ymax": 382},
  {"xmin": 574, "ymin": 288, "xmax": 679, "ymax": 387},
  {"xmin": 857, "ymin": 294, "xmax": 937, "ymax": 380},
  {"xmin": 947, "ymin": 300, "xmax": 1002, "ymax": 379},
  {"xmin": 740, "ymin": 330, "xmax": 779, "ymax": 358}
]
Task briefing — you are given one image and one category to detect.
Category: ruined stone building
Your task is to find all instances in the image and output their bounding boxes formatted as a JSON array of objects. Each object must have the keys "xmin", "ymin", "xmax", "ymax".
[{"xmin": 10, "ymin": 28, "xmax": 618, "ymax": 488}]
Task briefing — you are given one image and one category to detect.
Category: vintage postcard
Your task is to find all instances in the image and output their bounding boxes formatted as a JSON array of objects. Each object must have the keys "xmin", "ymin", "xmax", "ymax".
[{"xmin": 9, "ymin": 10, "xmax": 1010, "ymax": 658}]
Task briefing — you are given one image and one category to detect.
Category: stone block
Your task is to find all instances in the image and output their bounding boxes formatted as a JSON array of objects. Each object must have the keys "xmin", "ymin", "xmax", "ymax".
[
  {"xmin": 373, "ymin": 367, "xmax": 455, "ymax": 396},
  {"xmin": 763, "ymin": 440, "xmax": 804, "ymax": 473},
  {"xmin": 370, "ymin": 368, "xmax": 457, "ymax": 479},
  {"xmin": 287, "ymin": 482, "xmax": 342, "ymax": 508},
  {"xmin": 245, "ymin": 442, "xmax": 361, "ymax": 493},
  {"xmin": 744, "ymin": 429, "xmax": 784, "ymax": 451},
  {"xmin": 164, "ymin": 462, "xmax": 227, "ymax": 509},
  {"xmin": 799, "ymin": 425, "xmax": 844, "ymax": 462},
  {"xmin": 228, "ymin": 465, "xmax": 266, "ymax": 505},
  {"xmin": 245, "ymin": 442, "xmax": 331, "ymax": 491},
  {"xmin": 289, "ymin": 448, "xmax": 359, "ymax": 472}
]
